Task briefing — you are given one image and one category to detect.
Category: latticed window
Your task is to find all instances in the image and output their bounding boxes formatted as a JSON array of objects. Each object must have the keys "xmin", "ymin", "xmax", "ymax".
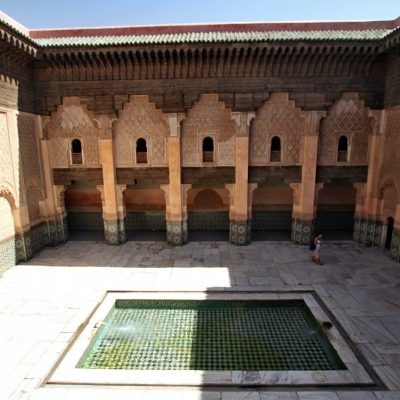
[
  {"xmin": 136, "ymin": 138, "xmax": 148, "ymax": 163},
  {"xmin": 202, "ymin": 136, "xmax": 214, "ymax": 162},
  {"xmin": 270, "ymin": 136, "xmax": 281, "ymax": 162},
  {"xmin": 71, "ymin": 139, "xmax": 83, "ymax": 164},
  {"xmin": 337, "ymin": 136, "xmax": 348, "ymax": 162}
]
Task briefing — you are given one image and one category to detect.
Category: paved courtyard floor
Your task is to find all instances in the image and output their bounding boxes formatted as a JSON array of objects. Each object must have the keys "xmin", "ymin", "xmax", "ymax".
[{"xmin": 1, "ymin": 239, "xmax": 400, "ymax": 400}]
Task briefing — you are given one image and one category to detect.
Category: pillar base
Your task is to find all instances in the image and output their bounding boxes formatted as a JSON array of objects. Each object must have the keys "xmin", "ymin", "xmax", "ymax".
[
  {"xmin": 390, "ymin": 229, "xmax": 400, "ymax": 262},
  {"xmin": 291, "ymin": 218, "xmax": 314, "ymax": 245},
  {"xmin": 166, "ymin": 220, "xmax": 188, "ymax": 246},
  {"xmin": 230, "ymin": 220, "xmax": 251, "ymax": 246},
  {"xmin": 355, "ymin": 218, "xmax": 382, "ymax": 246},
  {"xmin": 15, "ymin": 231, "xmax": 33, "ymax": 262},
  {"xmin": 49, "ymin": 217, "xmax": 69, "ymax": 245},
  {"xmin": 104, "ymin": 219, "xmax": 125, "ymax": 245}
]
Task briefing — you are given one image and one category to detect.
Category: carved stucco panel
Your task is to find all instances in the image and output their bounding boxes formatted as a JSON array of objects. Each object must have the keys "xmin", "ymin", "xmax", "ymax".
[
  {"xmin": 114, "ymin": 96, "xmax": 169, "ymax": 167},
  {"xmin": 46, "ymin": 98, "xmax": 100, "ymax": 167},
  {"xmin": 319, "ymin": 94, "xmax": 371, "ymax": 166},
  {"xmin": 0, "ymin": 113, "xmax": 15, "ymax": 190},
  {"xmin": 250, "ymin": 93, "xmax": 305, "ymax": 166},
  {"xmin": 18, "ymin": 115, "xmax": 44, "ymax": 195},
  {"xmin": 182, "ymin": 94, "xmax": 237, "ymax": 167}
]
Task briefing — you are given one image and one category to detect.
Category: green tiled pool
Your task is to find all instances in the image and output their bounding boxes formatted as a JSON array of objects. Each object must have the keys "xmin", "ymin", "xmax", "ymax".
[{"xmin": 77, "ymin": 299, "xmax": 346, "ymax": 371}]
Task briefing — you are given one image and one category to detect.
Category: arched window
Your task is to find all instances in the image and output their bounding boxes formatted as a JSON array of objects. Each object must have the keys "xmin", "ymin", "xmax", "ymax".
[
  {"xmin": 136, "ymin": 138, "xmax": 147, "ymax": 163},
  {"xmin": 337, "ymin": 136, "xmax": 348, "ymax": 162},
  {"xmin": 202, "ymin": 136, "xmax": 214, "ymax": 162},
  {"xmin": 71, "ymin": 139, "xmax": 83, "ymax": 164},
  {"xmin": 270, "ymin": 136, "xmax": 281, "ymax": 162}
]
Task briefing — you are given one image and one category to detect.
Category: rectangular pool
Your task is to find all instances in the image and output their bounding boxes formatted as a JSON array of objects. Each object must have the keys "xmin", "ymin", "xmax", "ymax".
[
  {"xmin": 78, "ymin": 299, "xmax": 345, "ymax": 371},
  {"xmin": 49, "ymin": 292, "xmax": 375, "ymax": 386}
]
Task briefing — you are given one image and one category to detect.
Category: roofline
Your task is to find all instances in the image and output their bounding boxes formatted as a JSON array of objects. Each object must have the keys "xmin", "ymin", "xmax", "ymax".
[
  {"xmin": 29, "ymin": 17, "xmax": 400, "ymax": 40},
  {"xmin": 0, "ymin": 10, "xmax": 30, "ymax": 36}
]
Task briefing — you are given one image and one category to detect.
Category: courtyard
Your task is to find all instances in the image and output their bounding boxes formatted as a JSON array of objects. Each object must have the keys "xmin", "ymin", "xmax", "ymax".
[{"xmin": 1, "ymin": 239, "xmax": 400, "ymax": 400}]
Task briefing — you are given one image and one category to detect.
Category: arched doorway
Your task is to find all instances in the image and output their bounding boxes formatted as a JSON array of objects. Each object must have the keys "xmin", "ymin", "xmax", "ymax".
[
  {"xmin": 385, "ymin": 217, "xmax": 394, "ymax": 250},
  {"xmin": 124, "ymin": 187, "xmax": 166, "ymax": 241},
  {"xmin": 251, "ymin": 184, "xmax": 292, "ymax": 241},
  {"xmin": 187, "ymin": 188, "xmax": 229, "ymax": 241},
  {"xmin": 64, "ymin": 182, "xmax": 104, "ymax": 240},
  {"xmin": 315, "ymin": 183, "xmax": 356, "ymax": 240}
]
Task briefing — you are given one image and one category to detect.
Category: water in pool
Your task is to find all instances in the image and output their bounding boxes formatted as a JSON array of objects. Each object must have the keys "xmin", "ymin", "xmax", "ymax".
[{"xmin": 77, "ymin": 299, "xmax": 345, "ymax": 371}]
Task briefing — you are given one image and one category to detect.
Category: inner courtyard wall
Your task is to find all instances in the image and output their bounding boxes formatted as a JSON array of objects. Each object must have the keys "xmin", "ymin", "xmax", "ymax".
[{"xmin": 1, "ymin": 15, "xmax": 400, "ymax": 271}]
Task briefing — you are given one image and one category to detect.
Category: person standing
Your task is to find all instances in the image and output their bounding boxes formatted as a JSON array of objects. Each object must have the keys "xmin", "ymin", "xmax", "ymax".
[{"xmin": 312, "ymin": 233, "xmax": 323, "ymax": 265}]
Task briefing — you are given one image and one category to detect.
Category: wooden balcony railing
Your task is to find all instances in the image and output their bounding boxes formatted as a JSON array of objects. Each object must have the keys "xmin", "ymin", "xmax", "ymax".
[
  {"xmin": 71, "ymin": 152, "xmax": 83, "ymax": 164},
  {"xmin": 270, "ymin": 151, "xmax": 281, "ymax": 162},
  {"xmin": 202, "ymin": 151, "xmax": 214, "ymax": 163},
  {"xmin": 337, "ymin": 151, "xmax": 348, "ymax": 162},
  {"xmin": 136, "ymin": 152, "xmax": 148, "ymax": 163}
]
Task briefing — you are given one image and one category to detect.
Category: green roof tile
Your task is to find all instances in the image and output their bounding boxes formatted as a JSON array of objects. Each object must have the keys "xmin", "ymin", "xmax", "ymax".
[{"xmin": 34, "ymin": 28, "xmax": 396, "ymax": 48}]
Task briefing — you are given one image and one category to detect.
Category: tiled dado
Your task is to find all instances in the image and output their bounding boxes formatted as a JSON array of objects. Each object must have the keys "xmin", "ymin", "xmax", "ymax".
[
  {"xmin": 103, "ymin": 219, "xmax": 125, "ymax": 245},
  {"xmin": 126, "ymin": 212, "xmax": 166, "ymax": 231},
  {"xmin": 0, "ymin": 235, "xmax": 16, "ymax": 275},
  {"xmin": 252, "ymin": 211, "xmax": 292, "ymax": 230},
  {"xmin": 166, "ymin": 220, "xmax": 188, "ymax": 246},
  {"xmin": 354, "ymin": 218, "xmax": 383, "ymax": 247},
  {"xmin": 1, "ymin": 219, "xmax": 70, "ymax": 273},
  {"xmin": 67, "ymin": 211, "xmax": 104, "ymax": 231},
  {"xmin": 291, "ymin": 218, "xmax": 314, "ymax": 245},
  {"xmin": 230, "ymin": 220, "xmax": 251, "ymax": 246},
  {"xmin": 390, "ymin": 229, "xmax": 400, "ymax": 262}
]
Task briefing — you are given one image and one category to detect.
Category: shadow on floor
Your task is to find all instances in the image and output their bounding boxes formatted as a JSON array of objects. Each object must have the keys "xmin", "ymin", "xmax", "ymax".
[
  {"xmin": 68, "ymin": 230, "xmax": 104, "ymax": 241},
  {"xmin": 188, "ymin": 231, "xmax": 229, "ymax": 242},
  {"xmin": 251, "ymin": 230, "xmax": 291, "ymax": 241},
  {"xmin": 126, "ymin": 231, "xmax": 166, "ymax": 241},
  {"xmin": 320, "ymin": 230, "xmax": 353, "ymax": 241}
]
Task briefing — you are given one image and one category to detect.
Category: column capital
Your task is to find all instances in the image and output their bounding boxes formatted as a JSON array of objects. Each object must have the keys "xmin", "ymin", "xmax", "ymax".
[
  {"xmin": 167, "ymin": 113, "xmax": 185, "ymax": 137},
  {"xmin": 304, "ymin": 110, "xmax": 326, "ymax": 136},
  {"xmin": 94, "ymin": 114, "xmax": 117, "ymax": 139},
  {"xmin": 232, "ymin": 112, "xmax": 255, "ymax": 136},
  {"xmin": 368, "ymin": 109, "xmax": 385, "ymax": 136}
]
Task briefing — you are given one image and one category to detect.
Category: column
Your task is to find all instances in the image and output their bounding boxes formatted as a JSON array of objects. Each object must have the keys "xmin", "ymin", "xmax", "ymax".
[
  {"xmin": 291, "ymin": 111, "xmax": 325, "ymax": 244},
  {"xmin": 97, "ymin": 115, "xmax": 125, "ymax": 245},
  {"xmin": 5, "ymin": 109, "xmax": 33, "ymax": 261},
  {"xmin": 165, "ymin": 113, "xmax": 187, "ymax": 245},
  {"xmin": 39, "ymin": 116, "xmax": 68, "ymax": 245},
  {"xmin": 229, "ymin": 112, "xmax": 254, "ymax": 245},
  {"xmin": 355, "ymin": 110, "xmax": 385, "ymax": 246},
  {"xmin": 52, "ymin": 185, "xmax": 69, "ymax": 243}
]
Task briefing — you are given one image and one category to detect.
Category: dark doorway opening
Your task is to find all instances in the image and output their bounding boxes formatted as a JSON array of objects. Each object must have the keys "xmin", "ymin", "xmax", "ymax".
[{"xmin": 385, "ymin": 217, "xmax": 394, "ymax": 250}]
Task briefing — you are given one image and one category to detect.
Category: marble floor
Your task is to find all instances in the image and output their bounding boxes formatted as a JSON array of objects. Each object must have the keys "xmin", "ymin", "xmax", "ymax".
[{"xmin": 1, "ymin": 239, "xmax": 400, "ymax": 400}]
